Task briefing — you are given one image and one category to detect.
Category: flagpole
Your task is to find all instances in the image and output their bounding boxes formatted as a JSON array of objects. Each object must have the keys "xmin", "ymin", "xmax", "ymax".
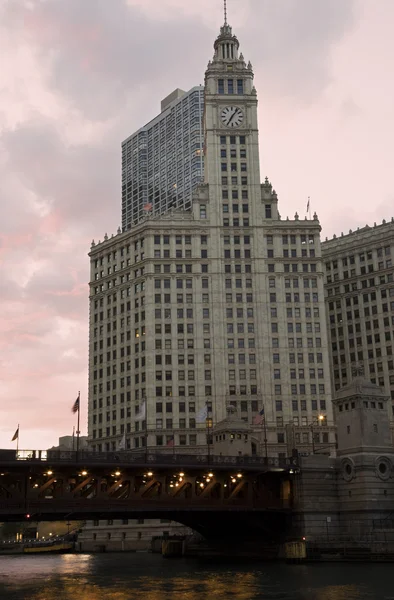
[
  {"xmin": 72, "ymin": 426, "xmax": 75, "ymax": 451},
  {"xmin": 17, "ymin": 424, "xmax": 19, "ymax": 454},
  {"xmin": 308, "ymin": 196, "xmax": 311, "ymax": 220},
  {"xmin": 263, "ymin": 421, "xmax": 268, "ymax": 459},
  {"xmin": 262, "ymin": 407, "xmax": 268, "ymax": 459},
  {"xmin": 145, "ymin": 398, "xmax": 149, "ymax": 459},
  {"xmin": 76, "ymin": 391, "xmax": 81, "ymax": 456},
  {"xmin": 205, "ymin": 402, "xmax": 212, "ymax": 465}
]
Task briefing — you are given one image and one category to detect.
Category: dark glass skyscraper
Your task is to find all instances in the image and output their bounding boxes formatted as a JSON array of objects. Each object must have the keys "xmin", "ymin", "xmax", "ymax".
[{"xmin": 121, "ymin": 87, "xmax": 204, "ymax": 230}]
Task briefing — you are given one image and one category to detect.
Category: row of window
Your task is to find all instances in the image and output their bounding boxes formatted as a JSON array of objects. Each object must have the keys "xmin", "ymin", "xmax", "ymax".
[
  {"xmin": 327, "ymin": 263, "xmax": 393, "ymax": 282},
  {"xmin": 332, "ymin": 331, "xmax": 392, "ymax": 345},
  {"xmin": 221, "ymin": 162, "xmax": 247, "ymax": 173},
  {"xmin": 218, "ymin": 79, "xmax": 244, "ymax": 95},
  {"xmin": 222, "ymin": 190, "xmax": 249, "ymax": 200},
  {"xmin": 330, "ymin": 309, "xmax": 394, "ymax": 325},
  {"xmin": 154, "ymin": 235, "xmax": 192, "ymax": 245},
  {"xmin": 325, "ymin": 246, "xmax": 392, "ymax": 270},
  {"xmin": 333, "ymin": 347, "xmax": 393, "ymax": 362},
  {"xmin": 272, "ymin": 331, "xmax": 323, "ymax": 347},
  {"xmin": 220, "ymin": 148, "xmax": 247, "ymax": 159},
  {"xmin": 221, "ymin": 176, "xmax": 248, "ymax": 186},
  {"xmin": 267, "ymin": 249, "xmax": 316, "ymax": 259},
  {"xmin": 92, "ymin": 383, "xmax": 212, "ymax": 402},
  {"xmin": 267, "ymin": 276, "xmax": 319, "ymax": 288},
  {"xmin": 267, "ymin": 234, "xmax": 315, "ymax": 246},
  {"xmin": 274, "ymin": 368, "xmax": 325, "ymax": 379},
  {"xmin": 327, "ymin": 273, "xmax": 394, "ymax": 296},
  {"xmin": 275, "ymin": 398, "xmax": 326, "ymax": 411},
  {"xmin": 220, "ymin": 135, "xmax": 246, "ymax": 145}
]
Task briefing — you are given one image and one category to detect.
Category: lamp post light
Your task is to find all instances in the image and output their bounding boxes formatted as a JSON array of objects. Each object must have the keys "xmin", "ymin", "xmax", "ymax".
[{"xmin": 311, "ymin": 414, "xmax": 325, "ymax": 454}]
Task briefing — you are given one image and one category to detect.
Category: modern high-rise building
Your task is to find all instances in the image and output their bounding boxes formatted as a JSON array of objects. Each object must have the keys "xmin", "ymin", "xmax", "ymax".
[
  {"xmin": 322, "ymin": 219, "xmax": 394, "ymax": 417},
  {"xmin": 121, "ymin": 87, "xmax": 204, "ymax": 231},
  {"xmin": 88, "ymin": 18, "xmax": 335, "ymax": 456}
]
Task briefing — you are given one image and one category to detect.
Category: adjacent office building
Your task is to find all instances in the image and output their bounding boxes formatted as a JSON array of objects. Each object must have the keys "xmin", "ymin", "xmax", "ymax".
[
  {"xmin": 88, "ymin": 20, "xmax": 335, "ymax": 456},
  {"xmin": 322, "ymin": 220, "xmax": 394, "ymax": 416},
  {"xmin": 121, "ymin": 87, "xmax": 204, "ymax": 231}
]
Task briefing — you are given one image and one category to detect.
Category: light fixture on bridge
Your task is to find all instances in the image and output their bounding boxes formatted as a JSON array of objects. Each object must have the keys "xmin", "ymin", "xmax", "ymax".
[
  {"xmin": 199, "ymin": 482, "xmax": 204, "ymax": 488},
  {"xmin": 81, "ymin": 470, "xmax": 88, "ymax": 476},
  {"xmin": 231, "ymin": 478, "xmax": 236, "ymax": 483},
  {"xmin": 206, "ymin": 478, "xmax": 211, "ymax": 483},
  {"xmin": 115, "ymin": 471, "xmax": 121, "ymax": 476},
  {"xmin": 147, "ymin": 472, "xmax": 153, "ymax": 477},
  {"xmin": 179, "ymin": 472, "xmax": 185, "ymax": 477},
  {"xmin": 208, "ymin": 472, "xmax": 214, "ymax": 478},
  {"xmin": 34, "ymin": 484, "xmax": 39, "ymax": 488},
  {"xmin": 46, "ymin": 471, "xmax": 53, "ymax": 476},
  {"xmin": 237, "ymin": 473, "xmax": 243, "ymax": 478}
]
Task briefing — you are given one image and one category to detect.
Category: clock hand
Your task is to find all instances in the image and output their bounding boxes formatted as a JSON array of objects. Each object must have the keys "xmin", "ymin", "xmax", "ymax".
[{"xmin": 227, "ymin": 109, "xmax": 237, "ymax": 125}]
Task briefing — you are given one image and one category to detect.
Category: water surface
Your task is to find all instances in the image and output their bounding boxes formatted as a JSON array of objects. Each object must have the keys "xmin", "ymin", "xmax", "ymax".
[{"xmin": 0, "ymin": 553, "xmax": 393, "ymax": 599}]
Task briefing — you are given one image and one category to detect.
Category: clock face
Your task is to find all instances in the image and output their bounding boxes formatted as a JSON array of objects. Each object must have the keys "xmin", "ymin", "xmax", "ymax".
[{"xmin": 221, "ymin": 106, "xmax": 244, "ymax": 128}]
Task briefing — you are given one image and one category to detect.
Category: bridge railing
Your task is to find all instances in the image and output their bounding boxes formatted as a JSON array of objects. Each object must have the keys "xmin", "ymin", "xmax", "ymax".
[{"xmin": 0, "ymin": 449, "xmax": 298, "ymax": 470}]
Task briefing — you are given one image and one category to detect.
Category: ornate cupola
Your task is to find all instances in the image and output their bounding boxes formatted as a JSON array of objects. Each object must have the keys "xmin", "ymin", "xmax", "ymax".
[
  {"xmin": 213, "ymin": 23, "xmax": 240, "ymax": 62},
  {"xmin": 212, "ymin": 1, "xmax": 240, "ymax": 62}
]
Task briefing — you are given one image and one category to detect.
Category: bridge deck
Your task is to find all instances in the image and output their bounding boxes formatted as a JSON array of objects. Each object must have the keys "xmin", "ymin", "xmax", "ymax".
[{"xmin": 0, "ymin": 450, "xmax": 299, "ymax": 524}]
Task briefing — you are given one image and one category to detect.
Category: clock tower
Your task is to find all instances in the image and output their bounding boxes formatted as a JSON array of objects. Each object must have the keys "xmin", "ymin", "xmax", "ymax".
[{"xmin": 203, "ymin": 18, "xmax": 263, "ymax": 227}]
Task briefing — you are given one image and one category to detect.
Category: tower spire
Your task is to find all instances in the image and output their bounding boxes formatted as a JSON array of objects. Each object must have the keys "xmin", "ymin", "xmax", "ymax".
[{"xmin": 224, "ymin": 0, "xmax": 227, "ymax": 25}]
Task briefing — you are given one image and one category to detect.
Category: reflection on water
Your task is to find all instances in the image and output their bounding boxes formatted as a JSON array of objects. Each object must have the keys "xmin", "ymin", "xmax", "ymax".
[{"xmin": 0, "ymin": 553, "xmax": 392, "ymax": 600}]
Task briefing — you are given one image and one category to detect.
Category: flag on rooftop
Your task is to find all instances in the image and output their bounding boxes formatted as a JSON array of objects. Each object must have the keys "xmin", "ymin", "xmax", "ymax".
[
  {"xmin": 135, "ymin": 401, "xmax": 146, "ymax": 421},
  {"xmin": 253, "ymin": 408, "xmax": 265, "ymax": 426},
  {"xmin": 11, "ymin": 426, "xmax": 19, "ymax": 441},
  {"xmin": 118, "ymin": 432, "xmax": 126, "ymax": 450},
  {"xmin": 72, "ymin": 395, "xmax": 80, "ymax": 414},
  {"xmin": 196, "ymin": 404, "xmax": 208, "ymax": 424}
]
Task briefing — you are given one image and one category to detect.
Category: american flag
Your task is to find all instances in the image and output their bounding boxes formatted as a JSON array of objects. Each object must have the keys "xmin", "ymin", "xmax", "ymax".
[
  {"xmin": 72, "ymin": 395, "xmax": 80, "ymax": 414},
  {"xmin": 144, "ymin": 203, "xmax": 153, "ymax": 212},
  {"xmin": 253, "ymin": 408, "xmax": 265, "ymax": 425},
  {"xmin": 167, "ymin": 436, "xmax": 175, "ymax": 447}
]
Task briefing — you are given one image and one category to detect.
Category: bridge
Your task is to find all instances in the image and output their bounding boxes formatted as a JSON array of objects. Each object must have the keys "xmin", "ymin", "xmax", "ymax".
[{"xmin": 0, "ymin": 449, "xmax": 299, "ymax": 545}]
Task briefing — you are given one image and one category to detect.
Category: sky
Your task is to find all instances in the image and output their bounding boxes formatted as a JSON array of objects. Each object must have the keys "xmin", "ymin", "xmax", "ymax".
[{"xmin": 1, "ymin": 0, "xmax": 393, "ymax": 449}]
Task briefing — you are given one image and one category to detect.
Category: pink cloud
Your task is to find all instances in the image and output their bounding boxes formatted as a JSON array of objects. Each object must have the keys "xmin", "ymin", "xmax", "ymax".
[{"xmin": 0, "ymin": 0, "xmax": 393, "ymax": 450}]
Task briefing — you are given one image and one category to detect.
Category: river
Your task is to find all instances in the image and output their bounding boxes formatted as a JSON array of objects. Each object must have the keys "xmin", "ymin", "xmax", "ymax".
[{"xmin": 0, "ymin": 553, "xmax": 394, "ymax": 599}]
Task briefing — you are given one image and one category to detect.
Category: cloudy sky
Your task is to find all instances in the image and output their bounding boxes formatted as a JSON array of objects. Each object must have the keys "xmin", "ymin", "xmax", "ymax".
[{"xmin": 1, "ymin": 0, "xmax": 393, "ymax": 449}]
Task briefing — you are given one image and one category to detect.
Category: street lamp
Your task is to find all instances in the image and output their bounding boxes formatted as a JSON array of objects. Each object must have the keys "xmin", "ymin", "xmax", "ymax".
[{"xmin": 311, "ymin": 415, "xmax": 325, "ymax": 454}]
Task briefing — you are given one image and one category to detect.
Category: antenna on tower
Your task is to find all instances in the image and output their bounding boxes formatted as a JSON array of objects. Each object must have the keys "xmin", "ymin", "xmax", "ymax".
[{"xmin": 224, "ymin": 0, "xmax": 228, "ymax": 25}]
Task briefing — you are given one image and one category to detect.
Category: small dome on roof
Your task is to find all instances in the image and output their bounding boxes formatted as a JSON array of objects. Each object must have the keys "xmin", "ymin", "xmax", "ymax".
[{"xmin": 213, "ymin": 405, "xmax": 250, "ymax": 433}]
